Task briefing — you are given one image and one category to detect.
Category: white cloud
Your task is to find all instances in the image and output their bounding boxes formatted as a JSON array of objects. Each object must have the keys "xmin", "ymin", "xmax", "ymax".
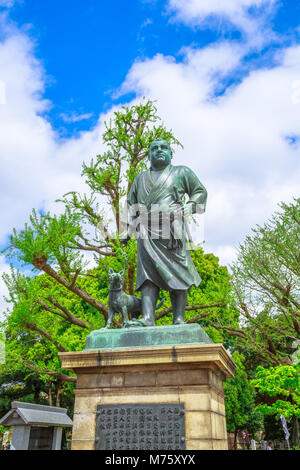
[
  {"xmin": 0, "ymin": 0, "xmax": 16, "ymax": 7},
  {"xmin": 0, "ymin": 20, "xmax": 108, "ymax": 247},
  {"xmin": 0, "ymin": 255, "xmax": 11, "ymax": 320},
  {"xmin": 120, "ymin": 42, "xmax": 300, "ymax": 266},
  {"xmin": 60, "ymin": 111, "xmax": 94, "ymax": 123},
  {"xmin": 141, "ymin": 18, "xmax": 152, "ymax": 29},
  {"xmin": 168, "ymin": 0, "xmax": 276, "ymax": 18},
  {"xmin": 0, "ymin": 17, "xmax": 109, "ymax": 318},
  {"xmin": 167, "ymin": 0, "xmax": 278, "ymax": 46},
  {"xmin": 209, "ymin": 245, "xmax": 237, "ymax": 268},
  {"xmin": 0, "ymin": 11, "xmax": 148, "ymax": 319},
  {"xmin": 0, "ymin": 31, "xmax": 56, "ymax": 241}
]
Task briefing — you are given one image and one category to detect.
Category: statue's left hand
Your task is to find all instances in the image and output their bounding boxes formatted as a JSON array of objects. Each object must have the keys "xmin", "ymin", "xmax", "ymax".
[{"xmin": 174, "ymin": 203, "xmax": 194, "ymax": 219}]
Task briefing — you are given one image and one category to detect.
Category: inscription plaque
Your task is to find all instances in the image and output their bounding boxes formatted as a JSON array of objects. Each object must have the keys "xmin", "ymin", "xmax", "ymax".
[{"xmin": 95, "ymin": 403, "xmax": 186, "ymax": 450}]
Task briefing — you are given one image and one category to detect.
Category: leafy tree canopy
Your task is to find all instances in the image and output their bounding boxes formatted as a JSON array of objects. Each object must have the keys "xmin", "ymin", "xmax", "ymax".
[
  {"xmin": 252, "ymin": 363, "xmax": 300, "ymax": 419},
  {"xmin": 215, "ymin": 198, "xmax": 300, "ymax": 366},
  {"xmin": 224, "ymin": 351, "xmax": 263, "ymax": 445}
]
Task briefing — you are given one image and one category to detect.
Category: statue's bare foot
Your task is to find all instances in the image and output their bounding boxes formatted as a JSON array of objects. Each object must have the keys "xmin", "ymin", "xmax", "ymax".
[{"xmin": 173, "ymin": 320, "xmax": 185, "ymax": 325}]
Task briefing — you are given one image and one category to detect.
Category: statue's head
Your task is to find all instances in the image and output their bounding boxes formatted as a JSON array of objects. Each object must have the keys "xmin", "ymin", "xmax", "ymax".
[{"xmin": 149, "ymin": 139, "xmax": 172, "ymax": 169}]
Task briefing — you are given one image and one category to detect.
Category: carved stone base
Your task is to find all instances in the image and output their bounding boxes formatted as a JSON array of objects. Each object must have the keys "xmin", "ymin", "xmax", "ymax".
[{"xmin": 59, "ymin": 343, "xmax": 235, "ymax": 450}]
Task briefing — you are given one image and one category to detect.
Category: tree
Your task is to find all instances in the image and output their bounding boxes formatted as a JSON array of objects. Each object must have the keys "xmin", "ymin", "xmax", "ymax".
[
  {"xmin": 0, "ymin": 299, "xmax": 77, "ymax": 417},
  {"xmin": 224, "ymin": 351, "xmax": 263, "ymax": 449},
  {"xmin": 213, "ymin": 199, "xmax": 300, "ymax": 366},
  {"xmin": 252, "ymin": 363, "xmax": 300, "ymax": 447},
  {"xmin": 4, "ymin": 101, "xmax": 182, "ymax": 317},
  {"xmin": 2, "ymin": 100, "xmax": 237, "ymax": 390},
  {"xmin": 0, "ymin": 361, "xmax": 75, "ymax": 448}
]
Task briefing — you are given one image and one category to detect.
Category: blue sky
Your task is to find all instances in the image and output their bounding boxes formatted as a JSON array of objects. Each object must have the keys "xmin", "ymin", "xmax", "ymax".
[
  {"xmin": 0, "ymin": 0, "xmax": 300, "ymax": 315},
  {"xmin": 6, "ymin": 0, "xmax": 220, "ymax": 136},
  {"xmin": 4, "ymin": 0, "xmax": 300, "ymax": 137}
]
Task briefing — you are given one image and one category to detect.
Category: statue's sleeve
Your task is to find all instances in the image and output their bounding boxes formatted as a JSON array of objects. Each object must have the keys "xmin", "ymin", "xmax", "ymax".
[
  {"xmin": 127, "ymin": 177, "xmax": 138, "ymax": 206},
  {"xmin": 126, "ymin": 176, "xmax": 139, "ymax": 238},
  {"xmin": 183, "ymin": 167, "xmax": 207, "ymax": 213}
]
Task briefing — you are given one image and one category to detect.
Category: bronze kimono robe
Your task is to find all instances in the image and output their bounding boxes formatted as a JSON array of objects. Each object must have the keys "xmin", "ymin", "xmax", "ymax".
[{"xmin": 127, "ymin": 164, "xmax": 207, "ymax": 292}]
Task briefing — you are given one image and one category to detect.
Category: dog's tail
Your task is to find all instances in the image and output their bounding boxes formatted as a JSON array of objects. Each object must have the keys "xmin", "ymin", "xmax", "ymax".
[{"xmin": 155, "ymin": 297, "xmax": 165, "ymax": 310}]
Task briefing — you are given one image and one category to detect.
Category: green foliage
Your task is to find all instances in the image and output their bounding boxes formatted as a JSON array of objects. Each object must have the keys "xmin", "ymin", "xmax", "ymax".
[
  {"xmin": 234, "ymin": 198, "xmax": 300, "ymax": 294},
  {"xmin": 5, "ymin": 208, "xmax": 83, "ymax": 272},
  {"xmin": 190, "ymin": 250, "xmax": 239, "ymax": 345},
  {"xmin": 252, "ymin": 364, "xmax": 300, "ymax": 419},
  {"xmin": 61, "ymin": 99, "xmax": 183, "ymax": 234},
  {"xmin": 224, "ymin": 352, "xmax": 263, "ymax": 436},
  {"xmin": 227, "ymin": 198, "xmax": 300, "ymax": 366},
  {"xmin": 0, "ymin": 425, "xmax": 7, "ymax": 435},
  {"xmin": 0, "ymin": 365, "xmax": 47, "ymax": 415},
  {"xmin": 0, "ymin": 363, "xmax": 75, "ymax": 422},
  {"xmin": 99, "ymin": 99, "xmax": 183, "ymax": 187},
  {"xmin": 229, "ymin": 198, "xmax": 300, "ymax": 445},
  {"xmin": 155, "ymin": 249, "xmax": 237, "ymax": 344}
]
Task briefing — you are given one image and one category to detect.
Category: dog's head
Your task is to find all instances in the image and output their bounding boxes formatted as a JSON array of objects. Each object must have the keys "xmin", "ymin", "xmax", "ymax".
[{"xmin": 108, "ymin": 268, "xmax": 124, "ymax": 289}]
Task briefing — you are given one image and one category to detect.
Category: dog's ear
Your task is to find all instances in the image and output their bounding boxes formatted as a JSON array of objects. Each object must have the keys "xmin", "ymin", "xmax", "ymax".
[
  {"xmin": 108, "ymin": 268, "xmax": 114, "ymax": 276},
  {"xmin": 119, "ymin": 270, "xmax": 125, "ymax": 277}
]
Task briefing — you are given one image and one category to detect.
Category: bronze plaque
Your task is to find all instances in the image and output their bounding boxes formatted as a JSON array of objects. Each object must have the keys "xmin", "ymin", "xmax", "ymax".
[{"xmin": 95, "ymin": 403, "xmax": 186, "ymax": 450}]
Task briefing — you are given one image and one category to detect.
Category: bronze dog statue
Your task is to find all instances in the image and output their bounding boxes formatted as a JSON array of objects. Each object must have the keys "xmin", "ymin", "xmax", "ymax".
[{"xmin": 106, "ymin": 268, "xmax": 164, "ymax": 328}]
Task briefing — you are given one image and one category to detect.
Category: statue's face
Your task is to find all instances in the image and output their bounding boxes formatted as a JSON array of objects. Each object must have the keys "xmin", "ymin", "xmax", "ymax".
[{"xmin": 149, "ymin": 140, "xmax": 172, "ymax": 169}]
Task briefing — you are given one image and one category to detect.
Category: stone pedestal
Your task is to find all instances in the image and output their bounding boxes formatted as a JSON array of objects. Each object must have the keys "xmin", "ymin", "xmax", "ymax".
[{"xmin": 59, "ymin": 342, "xmax": 235, "ymax": 451}]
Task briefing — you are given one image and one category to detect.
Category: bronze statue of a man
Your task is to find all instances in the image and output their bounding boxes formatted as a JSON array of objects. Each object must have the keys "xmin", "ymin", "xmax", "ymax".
[{"xmin": 123, "ymin": 139, "xmax": 207, "ymax": 327}]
